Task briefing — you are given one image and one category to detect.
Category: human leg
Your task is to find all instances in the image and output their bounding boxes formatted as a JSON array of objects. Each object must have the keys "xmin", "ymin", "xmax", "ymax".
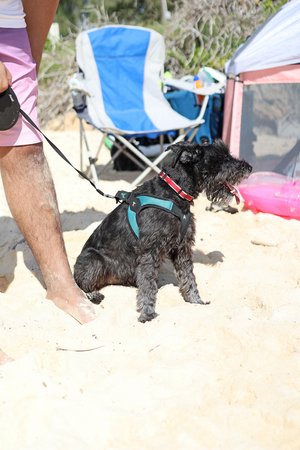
[
  {"xmin": 0, "ymin": 143, "xmax": 96, "ymax": 324},
  {"xmin": 0, "ymin": 26, "xmax": 97, "ymax": 323}
]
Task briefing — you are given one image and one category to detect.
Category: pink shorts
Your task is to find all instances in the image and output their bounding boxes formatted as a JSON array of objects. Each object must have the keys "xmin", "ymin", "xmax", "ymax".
[{"xmin": 0, "ymin": 28, "xmax": 42, "ymax": 147}]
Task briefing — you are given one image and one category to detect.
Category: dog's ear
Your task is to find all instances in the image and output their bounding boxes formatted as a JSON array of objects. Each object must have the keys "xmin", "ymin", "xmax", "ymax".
[{"xmin": 167, "ymin": 142, "xmax": 202, "ymax": 166}]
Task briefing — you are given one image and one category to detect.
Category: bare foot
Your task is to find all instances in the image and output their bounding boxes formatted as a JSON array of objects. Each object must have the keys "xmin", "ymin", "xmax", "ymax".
[
  {"xmin": 0, "ymin": 349, "xmax": 14, "ymax": 365},
  {"xmin": 46, "ymin": 286, "xmax": 97, "ymax": 324}
]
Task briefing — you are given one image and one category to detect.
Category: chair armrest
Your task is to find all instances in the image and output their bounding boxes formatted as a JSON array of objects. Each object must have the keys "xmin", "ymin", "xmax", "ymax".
[
  {"xmin": 162, "ymin": 67, "xmax": 226, "ymax": 96},
  {"xmin": 68, "ymin": 73, "xmax": 91, "ymax": 96},
  {"xmin": 162, "ymin": 78, "xmax": 225, "ymax": 95}
]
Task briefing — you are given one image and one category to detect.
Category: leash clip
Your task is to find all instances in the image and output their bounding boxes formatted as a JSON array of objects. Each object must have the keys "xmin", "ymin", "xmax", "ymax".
[{"xmin": 115, "ymin": 190, "xmax": 131, "ymax": 204}]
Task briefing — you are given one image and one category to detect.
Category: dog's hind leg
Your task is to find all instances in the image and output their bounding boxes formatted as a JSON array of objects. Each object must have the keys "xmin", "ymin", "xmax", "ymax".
[
  {"xmin": 136, "ymin": 251, "xmax": 161, "ymax": 323},
  {"xmin": 74, "ymin": 247, "xmax": 105, "ymax": 304},
  {"xmin": 170, "ymin": 248, "xmax": 210, "ymax": 305}
]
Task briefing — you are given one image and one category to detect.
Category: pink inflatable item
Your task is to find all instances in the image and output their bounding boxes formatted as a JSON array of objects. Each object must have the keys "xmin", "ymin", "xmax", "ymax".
[{"xmin": 239, "ymin": 172, "xmax": 300, "ymax": 220}]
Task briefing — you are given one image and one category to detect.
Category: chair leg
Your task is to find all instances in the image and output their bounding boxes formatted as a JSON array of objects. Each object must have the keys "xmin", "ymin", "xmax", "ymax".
[
  {"xmin": 130, "ymin": 132, "xmax": 189, "ymax": 187},
  {"xmin": 97, "ymin": 142, "xmax": 121, "ymax": 174},
  {"xmin": 79, "ymin": 119, "xmax": 84, "ymax": 172},
  {"xmin": 79, "ymin": 119, "xmax": 99, "ymax": 186},
  {"xmin": 94, "ymin": 133, "xmax": 106, "ymax": 166},
  {"xmin": 116, "ymin": 135, "xmax": 161, "ymax": 175},
  {"xmin": 159, "ymin": 134, "xmax": 164, "ymax": 153},
  {"xmin": 121, "ymin": 148, "xmax": 146, "ymax": 170},
  {"xmin": 131, "ymin": 149, "xmax": 172, "ymax": 187}
]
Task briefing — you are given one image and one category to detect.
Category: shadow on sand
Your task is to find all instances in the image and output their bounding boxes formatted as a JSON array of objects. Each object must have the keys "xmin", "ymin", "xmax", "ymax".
[
  {"xmin": 0, "ymin": 206, "xmax": 224, "ymax": 293},
  {"xmin": 0, "ymin": 208, "xmax": 105, "ymax": 293}
]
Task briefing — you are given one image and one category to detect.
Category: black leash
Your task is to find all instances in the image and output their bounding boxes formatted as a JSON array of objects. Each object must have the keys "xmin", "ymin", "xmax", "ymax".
[
  {"xmin": 20, "ymin": 110, "xmax": 195, "ymax": 233},
  {"xmin": 19, "ymin": 108, "xmax": 117, "ymax": 200},
  {"xmin": 0, "ymin": 86, "xmax": 116, "ymax": 199}
]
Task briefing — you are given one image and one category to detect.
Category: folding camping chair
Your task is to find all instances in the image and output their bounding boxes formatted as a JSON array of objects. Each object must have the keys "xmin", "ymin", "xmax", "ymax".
[{"xmin": 69, "ymin": 25, "xmax": 211, "ymax": 187}]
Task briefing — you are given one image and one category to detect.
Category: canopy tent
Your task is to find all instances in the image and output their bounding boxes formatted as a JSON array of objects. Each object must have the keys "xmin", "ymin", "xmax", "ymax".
[{"xmin": 223, "ymin": 0, "xmax": 300, "ymax": 178}]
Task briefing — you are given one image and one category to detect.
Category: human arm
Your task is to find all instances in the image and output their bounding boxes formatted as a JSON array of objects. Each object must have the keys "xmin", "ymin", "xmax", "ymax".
[{"xmin": 22, "ymin": 0, "xmax": 60, "ymax": 72}]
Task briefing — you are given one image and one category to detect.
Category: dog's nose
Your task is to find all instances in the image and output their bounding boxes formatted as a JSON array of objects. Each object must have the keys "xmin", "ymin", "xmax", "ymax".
[{"xmin": 242, "ymin": 161, "xmax": 252, "ymax": 173}]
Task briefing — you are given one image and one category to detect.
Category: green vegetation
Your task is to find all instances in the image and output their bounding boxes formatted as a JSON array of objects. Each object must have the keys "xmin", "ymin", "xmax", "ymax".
[{"xmin": 55, "ymin": 0, "xmax": 178, "ymax": 35}]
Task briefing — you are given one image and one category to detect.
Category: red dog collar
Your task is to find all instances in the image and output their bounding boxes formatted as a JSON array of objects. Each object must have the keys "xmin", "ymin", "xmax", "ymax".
[{"xmin": 159, "ymin": 171, "xmax": 194, "ymax": 202}]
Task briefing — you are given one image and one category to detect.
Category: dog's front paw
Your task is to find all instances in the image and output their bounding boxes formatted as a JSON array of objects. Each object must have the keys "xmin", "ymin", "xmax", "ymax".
[
  {"xmin": 138, "ymin": 308, "xmax": 158, "ymax": 323},
  {"xmin": 86, "ymin": 291, "xmax": 104, "ymax": 304},
  {"xmin": 186, "ymin": 297, "xmax": 210, "ymax": 305}
]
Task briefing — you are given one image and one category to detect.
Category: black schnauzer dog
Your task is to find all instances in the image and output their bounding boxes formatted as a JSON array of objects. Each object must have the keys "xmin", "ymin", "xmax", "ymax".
[{"xmin": 74, "ymin": 139, "xmax": 252, "ymax": 322}]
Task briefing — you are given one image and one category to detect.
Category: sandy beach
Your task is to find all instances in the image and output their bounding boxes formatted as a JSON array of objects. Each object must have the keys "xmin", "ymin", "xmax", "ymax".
[{"xmin": 0, "ymin": 128, "xmax": 300, "ymax": 450}]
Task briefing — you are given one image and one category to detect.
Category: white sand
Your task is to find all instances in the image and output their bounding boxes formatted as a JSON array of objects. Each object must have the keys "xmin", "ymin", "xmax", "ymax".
[{"xmin": 0, "ymin": 130, "xmax": 300, "ymax": 450}]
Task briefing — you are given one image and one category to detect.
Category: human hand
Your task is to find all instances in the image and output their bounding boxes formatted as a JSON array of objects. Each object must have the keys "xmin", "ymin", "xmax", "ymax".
[{"xmin": 0, "ymin": 62, "xmax": 12, "ymax": 93}]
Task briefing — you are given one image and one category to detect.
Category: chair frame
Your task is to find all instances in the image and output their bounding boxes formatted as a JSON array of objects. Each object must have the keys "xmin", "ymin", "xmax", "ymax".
[
  {"xmin": 70, "ymin": 25, "xmax": 222, "ymax": 187},
  {"xmin": 77, "ymin": 95, "xmax": 208, "ymax": 188}
]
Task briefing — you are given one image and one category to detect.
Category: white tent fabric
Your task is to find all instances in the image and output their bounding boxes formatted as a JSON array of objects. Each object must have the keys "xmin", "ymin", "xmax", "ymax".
[{"xmin": 226, "ymin": 0, "xmax": 300, "ymax": 76}]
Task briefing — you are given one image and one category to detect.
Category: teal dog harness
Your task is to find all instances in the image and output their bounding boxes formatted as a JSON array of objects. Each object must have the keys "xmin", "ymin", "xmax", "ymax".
[{"xmin": 116, "ymin": 190, "xmax": 191, "ymax": 239}]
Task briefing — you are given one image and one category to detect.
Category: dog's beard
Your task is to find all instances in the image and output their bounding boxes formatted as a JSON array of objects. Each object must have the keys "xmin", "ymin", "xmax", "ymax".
[
  {"xmin": 203, "ymin": 163, "xmax": 251, "ymax": 206},
  {"xmin": 206, "ymin": 184, "xmax": 240, "ymax": 205},
  {"xmin": 204, "ymin": 176, "xmax": 246, "ymax": 206}
]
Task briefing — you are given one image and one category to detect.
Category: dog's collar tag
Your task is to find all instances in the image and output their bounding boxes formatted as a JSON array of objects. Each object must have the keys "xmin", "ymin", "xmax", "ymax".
[{"xmin": 159, "ymin": 171, "xmax": 193, "ymax": 202}]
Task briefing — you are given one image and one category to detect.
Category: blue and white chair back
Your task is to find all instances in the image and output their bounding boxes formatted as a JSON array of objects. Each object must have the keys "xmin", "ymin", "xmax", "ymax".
[{"xmin": 75, "ymin": 25, "xmax": 205, "ymax": 134}]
